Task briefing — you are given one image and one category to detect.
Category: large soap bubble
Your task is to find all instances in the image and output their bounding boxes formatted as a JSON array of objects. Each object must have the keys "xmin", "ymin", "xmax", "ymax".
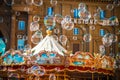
[
  {"xmin": 44, "ymin": 15, "xmax": 56, "ymax": 30},
  {"xmin": 83, "ymin": 33, "xmax": 92, "ymax": 42},
  {"xmin": 102, "ymin": 33, "xmax": 117, "ymax": 47},
  {"xmin": 30, "ymin": 22, "xmax": 39, "ymax": 31}
]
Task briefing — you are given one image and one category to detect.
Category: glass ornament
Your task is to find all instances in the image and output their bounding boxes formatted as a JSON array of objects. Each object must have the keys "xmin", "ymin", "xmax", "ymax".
[
  {"xmin": 83, "ymin": 33, "xmax": 92, "ymax": 42},
  {"xmin": 26, "ymin": 0, "xmax": 33, "ymax": 5},
  {"xmin": 50, "ymin": 0, "xmax": 57, "ymax": 6},
  {"xmin": 33, "ymin": 15, "xmax": 40, "ymax": 22},
  {"xmin": 78, "ymin": 3, "xmax": 87, "ymax": 12},
  {"xmin": 106, "ymin": 4, "xmax": 114, "ymax": 11},
  {"xmin": 33, "ymin": 0, "xmax": 43, "ymax": 6},
  {"xmin": 52, "ymin": 35, "xmax": 58, "ymax": 41},
  {"xmin": 44, "ymin": 15, "xmax": 56, "ymax": 30},
  {"xmin": 49, "ymin": 73, "xmax": 56, "ymax": 80},
  {"xmin": 62, "ymin": 21, "xmax": 74, "ymax": 30},
  {"xmin": 99, "ymin": 45, "xmax": 105, "ymax": 55},
  {"xmin": 30, "ymin": 22, "xmax": 39, "ymax": 31},
  {"xmin": 59, "ymin": 35, "xmax": 68, "ymax": 46},
  {"xmin": 55, "ymin": 14, "xmax": 63, "ymax": 23},
  {"xmin": 31, "ymin": 30, "xmax": 43, "ymax": 44}
]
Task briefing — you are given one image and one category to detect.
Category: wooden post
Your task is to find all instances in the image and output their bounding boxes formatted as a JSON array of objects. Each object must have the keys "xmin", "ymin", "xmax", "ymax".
[
  {"xmin": 10, "ymin": 14, "xmax": 16, "ymax": 49},
  {"xmin": 92, "ymin": 73, "xmax": 94, "ymax": 80}
]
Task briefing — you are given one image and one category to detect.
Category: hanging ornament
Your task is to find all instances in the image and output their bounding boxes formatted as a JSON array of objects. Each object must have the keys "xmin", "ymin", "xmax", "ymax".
[
  {"xmin": 33, "ymin": 0, "xmax": 43, "ymax": 6},
  {"xmin": 30, "ymin": 22, "xmax": 39, "ymax": 31}
]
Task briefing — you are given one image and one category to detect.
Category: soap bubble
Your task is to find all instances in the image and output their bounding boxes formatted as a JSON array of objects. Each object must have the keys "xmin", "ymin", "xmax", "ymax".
[
  {"xmin": 62, "ymin": 21, "xmax": 74, "ymax": 30},
  {"xmin": 106, "ymin": 4, "xmax": 114, "ymax": 11},
  {"xmin": 26, "ymin": 0, "xmax": 33, "ymax": 5},
  {"xmin": 49, "ymin": 73, "xmax": 56, "ymax": 80},
  {"xmin": 83, "ymin": 34, "xmax": 92, "ymax": 42},
  {"xmin": 50, "ymin": 0, "xmax": 57, "ymax": 6},
  {"xmin": 64, "ymin": 15, "xmax": 72, "ymax": 22},
  {"xmin": 55, "ymin": 14, "xmax": 63, "ymax": 23},
  {"xmin": 78, "ymin": 10, "xmax": 91, "ymax": 20},
  {"xmin": 44, "ymin": 15, "xmax": 56, "ymax": 29},
  {"xmin": 4, "ymin": 0, "xmax": 14, "ymax": 6},
  {"xmin": 30, "ymin": 22, "xmax": 39, "ymax": 31},
  {"xmin": 102, "ymin": 33, "xmax": 117, "ymax": 47},
  {"xmin": 99, "ymin": 45, "xmax": 105, "ymax": 55},
  {"xmin": 73, "ymin": 36, "xmax": 77, "ymax": 40},
  {"xmin": 102, "ymin": 33, "xmax": 113, "ymax": 47},
  {"xmin": 54, "ymin": 28, "xmax": 60, "ymax": 34},
  {"xmin": 33, "ymin": 0, "xmax": 43, "ymax": 6},
  {"xmin": 90, "ymin": 25, "xmax": 95, "ymax": 30},
  {"xmin": 15, "ymin": 12, "xmax": 20, "ymax": 16},
  {"xmin": 33, "ymin": 15, "xmax": 40, "ymax": 22},
  {"xmin": 78, "ymin": 3, "xmax": 87, "ymax": 12},
  {"xmin": 59, "ymin": 35, "xmax": 68, "ymax": 46},
  {"xmin": 8, "ymin": 73, "xmax": 19, "ymax": 78},
  {"xmin": 31, "ymin": 65, "xmax": 45, "ymax": 76},
  {"xmin": 52, "ymin": 35, "xmax": 58, "ymax": 41},
  {"xmin": 31, "ymin": 30, "xmax": 43, "ymax": 44}
]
